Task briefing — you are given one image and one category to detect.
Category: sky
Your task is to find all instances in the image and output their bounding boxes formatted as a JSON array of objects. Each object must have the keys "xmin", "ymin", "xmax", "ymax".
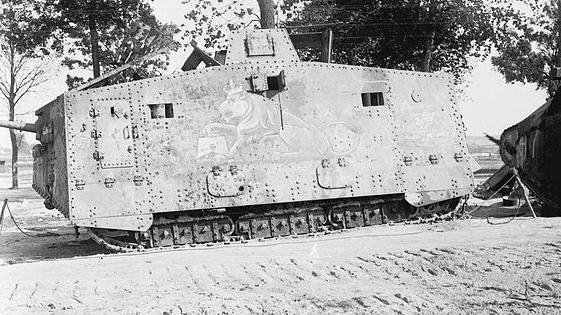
[{"xmin": 0, "ymin": 1, "xmax": 548, "ymax": 148}]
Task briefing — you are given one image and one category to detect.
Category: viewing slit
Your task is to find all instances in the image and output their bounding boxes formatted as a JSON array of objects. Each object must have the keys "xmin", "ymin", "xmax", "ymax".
[
  {"xmin": 149, "ymin": 103, "xmax": 174, "ymax": 119},
  {"xmin": 362, "ymin": 92, "xmax": 384, "ymax": 107}
]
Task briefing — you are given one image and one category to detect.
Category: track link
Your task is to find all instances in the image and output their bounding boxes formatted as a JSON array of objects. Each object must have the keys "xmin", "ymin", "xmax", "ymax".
[
  {"xmin": 236, "ymin": 207, "xmax": 327, "ymax": 239},
  {"xmin": 142, "ymin": 214, "xmax": 234, "ymax": 247}
]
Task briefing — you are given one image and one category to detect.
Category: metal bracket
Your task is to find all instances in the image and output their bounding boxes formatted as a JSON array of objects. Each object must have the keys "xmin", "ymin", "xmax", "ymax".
[
  {"xmin": 211, "ymin": 165, "xmax": 220, "ymax": 176},
  {"xmin": 133, "ymin": 175, "xmax": 144, "ymax": 186},
  {"xmin": 91, "ymin": 129, "xmax": 102, "ymax": 139},
  {"xmin": 132, "ymin": 125, "xmax": 139, "ymax": 139},
  {"xmin": 249, "ymin": 74, "xmax": 268, "ymax": 92},
  {"xmin": 429, "ymin": 154, "xmax": 439, "ymax": 165},
  {"xmin": 104, "ymin": 177, "xmax": 115, "ymax": 188},
  {"xmin": 93, "ymin": 151, "xmax": 104, "ymax": 161},
  {"xmin": 89, "ymin": 108, "xmax": 99, "ymax": 117},
  {"xmin": 403, "ymin": 156, "xmax": 413, "ymax": 166},
  {"xmin": 75, "ymin": 179, "xmax": 85, "ymax": 190},
  {"xmin": 337, "ymin": 157, "xmax": 348, "ymax": 167},
  {"xmin": 454, "ymin": 153, "xmax": 464, "ymax": 162},
  {"xmin": 229, "ymin": 165, "xmax": 238, "ymax": 175}
]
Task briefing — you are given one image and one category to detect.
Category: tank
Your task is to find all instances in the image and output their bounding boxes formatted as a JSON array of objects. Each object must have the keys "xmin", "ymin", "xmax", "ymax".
[
  {"xmin": 498, "ymin": 87, "xmax": 561, "ymax": 211},
  {"xmin": 2, "ymin": 29, "xmax": 474, "ymax": 247}
]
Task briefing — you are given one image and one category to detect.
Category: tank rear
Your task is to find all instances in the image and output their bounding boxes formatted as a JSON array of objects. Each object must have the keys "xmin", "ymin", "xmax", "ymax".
[{"xmin": 31, "ymin": 29, "xmax": 473, "ymax": 244}]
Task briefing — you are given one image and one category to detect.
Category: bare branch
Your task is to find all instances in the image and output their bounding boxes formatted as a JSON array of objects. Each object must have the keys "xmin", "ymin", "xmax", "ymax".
[
  {"xmin": 14, "ymin": 67, "xmax": 49, "ymax": 105},
  {"xmin": 0, "ymin": 84, "xmax": 8, "ymax": 99},
  {"xmin": 0, "ymin": 81, "xmax": 9, "ymax": 98},
  {"xmin": 0, "ymin": 40, "xmax": 51, "ymax": 109},
  {"xmin": 12, "ymin": 54, "xmax": 26, "ymax": 77}
]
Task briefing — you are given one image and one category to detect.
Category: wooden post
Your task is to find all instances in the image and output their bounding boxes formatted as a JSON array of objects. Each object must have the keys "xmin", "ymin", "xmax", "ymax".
[
  {"xmin": 321, "ymin": 29, "xmax": 333, "ymax": 63},
  {"xmin": 512, "ymin": 168, "xmax": 537, "ymax": 218}
]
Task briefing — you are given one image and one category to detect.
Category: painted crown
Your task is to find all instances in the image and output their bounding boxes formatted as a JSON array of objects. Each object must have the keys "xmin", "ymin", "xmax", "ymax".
[{"xmin": 223, "ymin": 80, "xmax": 244, "ymax": 95}]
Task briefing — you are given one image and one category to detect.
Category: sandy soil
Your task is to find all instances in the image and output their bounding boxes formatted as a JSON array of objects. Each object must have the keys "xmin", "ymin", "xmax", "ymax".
[{"xmin": 1, "ymin": 199, "xmax": 561, "ymax": 315}]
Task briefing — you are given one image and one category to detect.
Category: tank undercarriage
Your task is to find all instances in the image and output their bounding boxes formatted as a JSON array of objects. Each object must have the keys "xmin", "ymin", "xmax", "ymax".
[{"xmin": 91, "ymin": 195, "xmax": 464, "ymax": 251}]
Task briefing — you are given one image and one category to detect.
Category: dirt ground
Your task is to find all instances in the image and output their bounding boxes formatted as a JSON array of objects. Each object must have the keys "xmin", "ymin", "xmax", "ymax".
[{"xmin": 1, "ymin": 187, "xmax": 560, "ymax": 315}]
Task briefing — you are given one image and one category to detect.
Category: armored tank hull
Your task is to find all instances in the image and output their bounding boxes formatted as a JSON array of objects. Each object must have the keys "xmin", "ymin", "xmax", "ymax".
[
  {"xmin": 19, "ymin": 29, "xmax": 473, "ymax": 247},
  {"xmin": 499, "ymin": 87, "xmax": 561, "ymax": 210}
]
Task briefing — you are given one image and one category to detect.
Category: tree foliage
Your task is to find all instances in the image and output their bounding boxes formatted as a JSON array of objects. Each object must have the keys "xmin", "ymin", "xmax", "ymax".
[
  {"xmin": 39, "ymin": 0, "xmax": 178, "ymax": 88},
  {"xmin": 491, "ymin": 0, "xmax": 561, "ymax": 97},
  {"xmin": 284, "ymin": 0, "xmax": 497, "ymax": 82},
  {"xmin": 182, "ymin": 0, "xmax": 262, "ymax": 50},
  {"xmin": 182, "ymin": 0, "xmax": 499, "ymax": 83}
]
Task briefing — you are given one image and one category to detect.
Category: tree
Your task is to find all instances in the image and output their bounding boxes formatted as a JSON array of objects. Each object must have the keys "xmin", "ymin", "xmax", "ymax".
[
  {"xmin": 283, "ymin": 0, "xmax": 497, "ymax": 82},
  {"xmin": 40, "ymin": 0, "xmax": 178, "ymax": 88},
  {"xmin": 183, "ymin": 0, "xmax": 276, "ymax": 50},
  {"xmin": 257, "ymin": 0, "xmax": 276, "ymax": 28},
  {"xmin": 0, "ymin": 0, "xmax": 54, "ymax": 189},
  {"xmin": 492, "ymin": 0, "xmax": 561, "ymax": 97}
]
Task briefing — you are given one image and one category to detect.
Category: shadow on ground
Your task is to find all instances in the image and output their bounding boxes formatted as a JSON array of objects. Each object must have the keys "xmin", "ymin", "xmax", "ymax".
[{"xmin": 0, "ymin": 226, "xmax": 110, "ymax": 265}]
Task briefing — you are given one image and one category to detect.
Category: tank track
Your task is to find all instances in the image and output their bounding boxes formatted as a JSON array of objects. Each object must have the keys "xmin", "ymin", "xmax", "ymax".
[{"xmin": 90, "ymin": 195, "xmax": 465, "ymax": 252}]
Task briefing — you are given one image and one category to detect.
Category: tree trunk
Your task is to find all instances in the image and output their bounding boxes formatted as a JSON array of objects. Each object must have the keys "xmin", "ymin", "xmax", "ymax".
[
  {"xmin": 9, "ymin": 99, "xmax": 18, "ymax": 189},
  {"xmin": 7, "ymin": 44, "xmax": 18, "ymax": 189},
  {"xmin": 551, "ymin": 0, "xmax": 561, "ymax": 96},
  {"xmin": 9, "ymin": 129, "xmax": 18, "ymax": 189},
  {"xmin": 421, "ymin": 0, "xmax": 436, "ymax": 72},
  {"xmin": 557, "ymin": 0, "xmax": 561, "ymax": 67},
  {"xmin": 88, "ymin": 0, "xmax": 101, "ymax": 78},
  {"xmin": 421, "ymin": 27, "xmax": 435, "ymax": 72},
  {"xmin": 257, "ymin": 0, "xmax": 275, "ymax": 29}
]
